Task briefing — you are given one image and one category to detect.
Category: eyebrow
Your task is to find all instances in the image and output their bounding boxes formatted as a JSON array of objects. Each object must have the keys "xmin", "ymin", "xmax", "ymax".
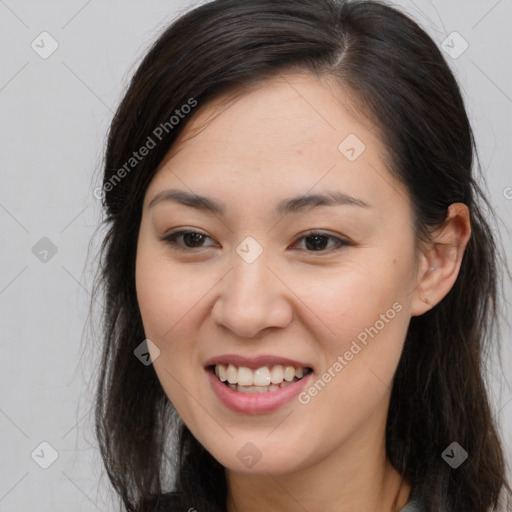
[{"xmin": 148, "ymin": 188, "xmax": 370, "ymax": 215}]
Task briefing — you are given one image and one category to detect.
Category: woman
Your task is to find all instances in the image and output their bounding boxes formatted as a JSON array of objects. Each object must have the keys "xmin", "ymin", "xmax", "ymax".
[{"xmin": 93, "ymin": 0, "xmax": 511, "ymax": 510}]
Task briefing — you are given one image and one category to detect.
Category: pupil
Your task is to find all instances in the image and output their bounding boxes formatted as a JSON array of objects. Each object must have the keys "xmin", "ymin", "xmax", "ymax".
[
  {"xmin": 184, "ymin": 232, "xmax": 204, "ymax": 247},
  {"xmin": 305, "ymin": 235, "xmax": 327, "ymax": 251}
]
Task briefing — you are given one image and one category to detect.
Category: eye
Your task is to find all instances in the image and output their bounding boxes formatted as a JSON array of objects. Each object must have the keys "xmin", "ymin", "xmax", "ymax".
[
  {"xmin": 160, "ymin": 229, "xmax": 352, "ymax": 254},
  {"xmin": 161, "ymin": 229, "xmax": 218, "ymax": 251},
  {"xmin": 291, "ymin": 231, "xmax": 352, "ymax": 253}
]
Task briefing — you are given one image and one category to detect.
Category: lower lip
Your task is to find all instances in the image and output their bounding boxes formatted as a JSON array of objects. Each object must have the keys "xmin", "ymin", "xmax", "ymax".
[{"xmin": 206, "ymin": 369, "xmax": 313, "ymax": 415}]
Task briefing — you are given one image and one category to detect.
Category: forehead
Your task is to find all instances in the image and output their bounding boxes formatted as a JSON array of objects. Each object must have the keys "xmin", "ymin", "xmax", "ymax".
[
  {"xmin": 163, "ymin": 72, "xmax": 380, "ymax": 162},
  {"xmin": 147, "ymin": 72, "xmax": 408, "ymax": 214}
]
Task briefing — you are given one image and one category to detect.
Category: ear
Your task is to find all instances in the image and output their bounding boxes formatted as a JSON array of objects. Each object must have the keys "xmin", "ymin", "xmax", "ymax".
[{"xmin": 410, "ymin": 203, "xmax": 471, "ymax": 317}]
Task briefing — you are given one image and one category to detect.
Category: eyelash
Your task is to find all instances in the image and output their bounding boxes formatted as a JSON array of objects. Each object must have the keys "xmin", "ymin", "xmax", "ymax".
[{"xmin": 160, "ymin": 229, "xmax": 352, "ymax": 254}]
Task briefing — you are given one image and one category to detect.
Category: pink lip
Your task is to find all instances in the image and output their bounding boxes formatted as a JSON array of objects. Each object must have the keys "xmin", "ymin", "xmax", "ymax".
[
  {"xmin": 204, "ymin": 353, "xmax": 312, "ymax": 371},
  {"xmin": 206, "ymin": 368, "xmax": 313, "ymax": 415}
]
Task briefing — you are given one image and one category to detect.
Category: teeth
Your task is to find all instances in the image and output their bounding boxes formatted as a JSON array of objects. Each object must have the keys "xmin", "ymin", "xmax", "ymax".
[
  {"xmin": 227, "ymin": 379, "xmax": 296, "ymax": 393},
  {"xmin": 283, "ymin": 365, "xmax": 296, "ymax": 381},
  {"xmin": 270, "ymin": 365, "xmax": 283, "ymax": 384},
  {"xmin": 215, "ymin": 364, "xmax": 226, "ymax": 382},
  {"xmin": 253, "ymin": 367, "xmax": 271, "ymax": 386},
  {"xmin": 226, "ymin": 363, "xmax": 237, "ymax": 384},
  {"xmin": 237, "ymin": 366, "xmax": 253, "ymax": 386},
  {"xmin": 213, "ymin": 363, "xmax": 309, "ymax": 386}
]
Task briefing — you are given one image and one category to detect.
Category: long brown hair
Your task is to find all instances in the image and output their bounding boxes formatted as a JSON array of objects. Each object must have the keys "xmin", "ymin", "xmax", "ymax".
[{"xmin": 92, "ymin": 1, "xmax": 512, "ymax": 510}]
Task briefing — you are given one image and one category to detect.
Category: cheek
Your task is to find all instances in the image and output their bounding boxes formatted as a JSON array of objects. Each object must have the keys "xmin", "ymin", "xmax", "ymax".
[
  {"xmin": 135, "ymin": 241, "xmax": 204, "ymax": 415},
  {"xmin": 135, "ymin": 240, "xmax": 212, "ymax": 339},
  {"xmin": 297, "ymin": 289, "xmax": 409, "ymax": 446},
  {"xmin": 301, "ymin": 256, "xmax": 413, "ymax": 423},
  {"xmin": 136, "ymin": 259, "xmax": 176, "ymax": 339},
  {"xmin": 288, "ymin": 251, "xmax": 414, "ymax": 355}
]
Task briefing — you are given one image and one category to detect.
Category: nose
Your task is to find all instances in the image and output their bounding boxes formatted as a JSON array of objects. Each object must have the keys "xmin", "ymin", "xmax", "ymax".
[{"xmin": 211, "ymin": 252, "xmax": 293, "ymax": 338}]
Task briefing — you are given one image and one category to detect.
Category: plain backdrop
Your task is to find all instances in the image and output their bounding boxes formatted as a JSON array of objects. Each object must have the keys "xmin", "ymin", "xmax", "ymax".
[{"xmin": 0, "ymin": 0, "xmax": 511, "ymax": 510}]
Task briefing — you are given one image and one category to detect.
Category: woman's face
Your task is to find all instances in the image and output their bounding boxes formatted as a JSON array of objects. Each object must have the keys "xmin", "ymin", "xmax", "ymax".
[{"xmin": 136, "ymin": 72, "xmax": 424, "ymax": 475}]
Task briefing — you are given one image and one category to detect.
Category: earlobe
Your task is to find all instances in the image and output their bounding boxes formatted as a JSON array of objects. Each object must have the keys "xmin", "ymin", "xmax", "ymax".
[{"xmin": 410, "ymin": 203, "xmax": 471, "ymax": 317}]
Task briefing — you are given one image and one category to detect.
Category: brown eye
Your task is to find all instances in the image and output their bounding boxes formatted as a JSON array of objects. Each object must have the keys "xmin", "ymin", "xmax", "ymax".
[
  {"xmin": 292, "ymin": 231, "xmax": 351, "ymax": 253},
  {"xmin": 162, "ymin": 230, "xmax": 217, "ymax": 250}
]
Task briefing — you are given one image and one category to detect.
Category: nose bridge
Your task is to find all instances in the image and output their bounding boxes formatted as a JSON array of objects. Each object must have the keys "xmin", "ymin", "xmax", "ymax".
[
  {"xmin": 212, "ymin": 242, "xmax": 292, "ymax": 337},
  {"xmin": 231, "ymin": 254, "xmax": 267, "ymax": 304}
]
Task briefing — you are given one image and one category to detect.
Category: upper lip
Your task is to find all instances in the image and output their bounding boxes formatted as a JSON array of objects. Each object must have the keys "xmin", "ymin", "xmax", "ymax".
[{"xmin": 204, "ymin": 354, "xmax": 313, "ymax": 371}]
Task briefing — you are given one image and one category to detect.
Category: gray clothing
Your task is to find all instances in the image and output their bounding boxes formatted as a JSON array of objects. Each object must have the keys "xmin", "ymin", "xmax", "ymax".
[
  {"xmin": 398, "ymin": 497, "xmax": 422, "ymax": 511},
  {"xmin": 151, "ymin": 491, "xmax": 423, "ymax": 511}
]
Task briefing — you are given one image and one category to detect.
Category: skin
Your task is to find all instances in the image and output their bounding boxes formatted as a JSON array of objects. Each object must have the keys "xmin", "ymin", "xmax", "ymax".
[{"xmin": 135, "ymin": 71, "xmax": 471, "ymax": 512}]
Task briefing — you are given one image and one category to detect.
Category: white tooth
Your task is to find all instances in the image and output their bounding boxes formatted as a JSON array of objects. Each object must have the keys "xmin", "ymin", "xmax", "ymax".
[
  {"xmin": 284, "ymin": 365, "xmax": 295, "ymax": 381},
  {"xmin": 237, "ymin": 366, "xmax": 253, "ymax": 386},
  {"xmin": 227, "ymin": 363, "xmax": 238, "ymax": 384},
  {"xmin": 270, "ymin": 365, "xmax": 284, "ymax": 384},
  {"xmin": 237, "ymin": 384, "xmax": 258, "ymax": 394},
  {"xmin": 280, "ymin": 379, "xmax": 295, "ymax": 387},
  {"xmin": 236, "ymin": 385, "xmax": 273, "ymax": 394},
  {"xmin": 253, "ymin": 367, "xmax": 271, "ymax": 386},
  {"xmin": 217, "ymin": 364, "xmax": 227, "ymax": 382},
  {"xmin": 219, "ymin": 363, "xmax": 304, "ymax": 388},
  {"xmin": 228, "ymin": 383, "xmax": 237, "ymax": 391}
]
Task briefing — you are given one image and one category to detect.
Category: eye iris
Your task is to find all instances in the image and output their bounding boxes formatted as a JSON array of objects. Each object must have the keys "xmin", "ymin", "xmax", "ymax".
[
  {"xmin": 305, "ymin": 234, "xmax": 328, "ymax": 251},
  {"xmin": 183, "ymin": 232, "xmax": 205, "ymax": 247}
]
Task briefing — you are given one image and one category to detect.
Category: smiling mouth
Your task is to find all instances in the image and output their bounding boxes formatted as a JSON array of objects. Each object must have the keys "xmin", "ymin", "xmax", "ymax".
[{"xmin": 208, "ymin": 363, "xmax": 313, "ymax": 394}]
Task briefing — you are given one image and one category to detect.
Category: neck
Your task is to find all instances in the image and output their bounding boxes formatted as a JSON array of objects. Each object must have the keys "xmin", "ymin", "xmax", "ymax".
[
  {"xmin": 226, "ymin": 460, "xmax": 410, "ymax": 512},
  {"xmin": 225, "ymin": 409, "xmax": 411, "ymax": 512}
]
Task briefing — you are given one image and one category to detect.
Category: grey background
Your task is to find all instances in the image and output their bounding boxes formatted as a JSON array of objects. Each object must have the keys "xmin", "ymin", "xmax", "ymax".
[{"xmin": 0, "ymin": 0, "xmax": 511, "ymax": 510}]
